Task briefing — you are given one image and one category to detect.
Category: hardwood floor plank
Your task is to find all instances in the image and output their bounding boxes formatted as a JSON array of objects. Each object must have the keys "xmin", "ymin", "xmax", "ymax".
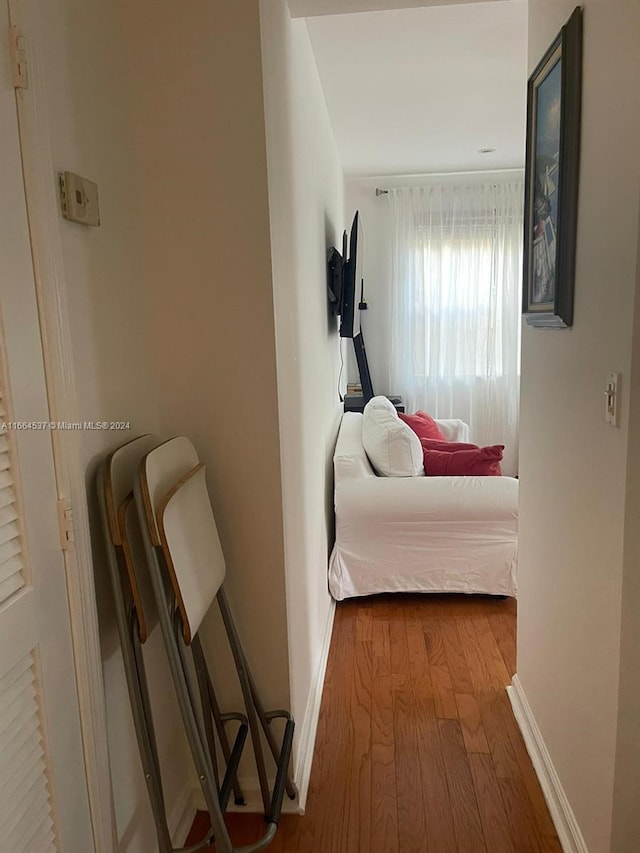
[
  {"xmin": 423, "ymin": 613, "xmax": 447, "ymax": 667},
  {"xmin": 392, "ymin": 679, "xmax": 428, "ymax": 853},
  {"xmin": 477, "ymin": 692, "xmax": 521, "ymax": 779},
  {"xmin": 323, "ymin": 605, "xmax": 353, "ymax": 689},
  {"xmin": 431, "ymin": 663, "xmax": 458, "ymax": 720},
  {"xmin": 356, "ymin": 601, "xmax": 374, "ymax": 642},
  {"xmin": 303, "ymin": 607, "xmax": 355, "ymax": 852},
  {"xmin": 389, "ymin": 611, "xmax": 410, "ymax": 675},
  {"xmin": 372, "ymin": 617, "xmax": 391, "ymax": 678},
  {"xmin": 499, "ymin": 777, "xmax": 546, "ymax": 853},
  {"xmin": 279, "ymin": 813, "xmax": 314, "ymax": 853},
  {"xmin": 472, "ymin": 614, "xmax": 512, "ymax": 688},
  {"xmin": 439, "ymin": 610, "xmax": 474, "ymax": 694},
  {"xmin": 345, "ymin": 638, "xmax": 373, "ymax": 853},
  {"xmin": 371, "ymin": 671, "xmax": 399, "ymax": 853},
  {"xmin": 537, "ymin": 834, "xmax": 564, "ymax": 853},
  {"xmin": 497, "ymin": 695, "xmax": 558, "ymax": 837},
  {"xmin": 437, "ymin": 718, "xmax": 487, "ymax": 852},
  {"xmin": 487, "ymin": 611, "xmax": 517, "ymax": 676},
  {"xmin": 455, "ymin": 692, "xmax": 490, "ymax": 754},
  {"xmin": 406, "ymin": 614, "xmax": 434, "ymax": 699},
  {"xmin": 423, "ymin": 613, "xmax": 457, "ymax": 718},
  {"xmin": 457, "ymin": 610, "xmax": 496, "ymax": 694},
  {"xmin": 414, "ymin": 697, "xmax": 457, "ymax": 853},
  {"xmin": 469, "ymin": 753, "xmax": 515, "ymax": 852}
]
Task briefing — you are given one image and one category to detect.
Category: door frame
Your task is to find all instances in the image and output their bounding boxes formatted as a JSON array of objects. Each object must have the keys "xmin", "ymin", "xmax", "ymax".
[{"xmin": 7, "ymin": 2, "xmax": 115, "ymax": 849}]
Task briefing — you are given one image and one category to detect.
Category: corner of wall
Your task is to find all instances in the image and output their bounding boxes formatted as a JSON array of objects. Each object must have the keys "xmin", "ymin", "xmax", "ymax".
[{"xmin": 259, "ymin": 0, "xmax": 344, "ymax": 782}]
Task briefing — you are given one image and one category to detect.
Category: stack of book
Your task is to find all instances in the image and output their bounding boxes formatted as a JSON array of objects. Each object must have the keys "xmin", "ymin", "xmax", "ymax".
[{"xmin": 346, "ymin": 383, "xmax": 362, "ymax": 395}]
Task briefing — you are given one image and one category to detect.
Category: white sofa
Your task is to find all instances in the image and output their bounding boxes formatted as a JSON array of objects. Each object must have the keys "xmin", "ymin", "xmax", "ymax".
[{"xmin": 328, "ymin": 412, "xmax": 518, "ymax": 600}]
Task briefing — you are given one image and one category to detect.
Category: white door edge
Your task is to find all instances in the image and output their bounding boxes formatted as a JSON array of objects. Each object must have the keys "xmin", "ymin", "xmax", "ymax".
[{"xmin": 7, "ymin": 1, "xmax": 116, "ymax": 849}]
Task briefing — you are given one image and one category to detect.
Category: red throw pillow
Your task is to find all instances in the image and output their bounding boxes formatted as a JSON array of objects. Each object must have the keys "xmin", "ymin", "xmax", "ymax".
[
  {"xmin": 420, "ymin": 438, "xmax": 479, "ymax": 453},
  {"xmin": 422, "ymin": 445, "xmax": 504, "ymax": 476},
  {"xmin": 398, "ymin": 410, "xmax": 448, "ymax": 442}
]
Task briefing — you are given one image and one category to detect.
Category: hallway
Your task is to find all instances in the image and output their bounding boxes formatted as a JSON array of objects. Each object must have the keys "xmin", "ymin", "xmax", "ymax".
[{"xmin": 188, "ymin": 594, "xmax": 560, "ymax": 852}]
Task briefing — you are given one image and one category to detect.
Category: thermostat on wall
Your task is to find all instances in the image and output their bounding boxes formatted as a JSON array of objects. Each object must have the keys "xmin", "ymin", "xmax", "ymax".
[{"xmin": 59, "ymin": 171, "xmax": 100, "ymax": 226}]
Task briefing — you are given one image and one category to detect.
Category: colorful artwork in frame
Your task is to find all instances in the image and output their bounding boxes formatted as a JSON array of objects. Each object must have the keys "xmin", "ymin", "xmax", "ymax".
[{"xmin": 523, "ymin": 6, "xmax": 582, "ymax": 328}]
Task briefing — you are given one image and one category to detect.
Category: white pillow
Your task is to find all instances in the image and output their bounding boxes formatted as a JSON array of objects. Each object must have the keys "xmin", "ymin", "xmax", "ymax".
[{"xmin": 362, "ymin": 396, "xmax": 424, "ymax": 477}]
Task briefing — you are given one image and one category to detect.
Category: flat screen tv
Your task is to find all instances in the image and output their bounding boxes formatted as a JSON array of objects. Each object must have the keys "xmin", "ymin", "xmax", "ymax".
[
  {"xmin": 326, "ymin": 230, "xmax": 346, "ymax": 316},
  {"xmin": 327, "ymin": 211, "xmax": 362, "ymax": 338}
]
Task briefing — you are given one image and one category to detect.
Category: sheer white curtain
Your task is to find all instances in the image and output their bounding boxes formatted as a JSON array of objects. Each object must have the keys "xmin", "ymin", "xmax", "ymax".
[{"xmin": 389, "ymin": 179, "xmax": 523, "ymax": 475}]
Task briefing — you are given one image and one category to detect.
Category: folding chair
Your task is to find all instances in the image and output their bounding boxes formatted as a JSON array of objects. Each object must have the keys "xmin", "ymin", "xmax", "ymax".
[
  {"xmin": 134, "ymin": 436, "xmax": 296, "ymax": 853},
  {"xmin": 98, "ymin": 435, "xmax": 247, "ymax": 853}
]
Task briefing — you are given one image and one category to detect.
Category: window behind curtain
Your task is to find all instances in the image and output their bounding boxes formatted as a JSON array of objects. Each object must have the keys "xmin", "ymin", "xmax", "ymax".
[{"xmin": 389, "ymin": 179, "xmax": 523, "ymax": 475}]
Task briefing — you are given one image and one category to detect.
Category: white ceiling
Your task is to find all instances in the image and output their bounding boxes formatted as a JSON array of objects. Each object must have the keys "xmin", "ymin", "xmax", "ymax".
[
  {"xmin": 304, "ymin": 1, "xmax": 528, "ymax": 177},
  {"xmin": 288, "ymin": 0, "xmax": 511, "ymax": 17}
]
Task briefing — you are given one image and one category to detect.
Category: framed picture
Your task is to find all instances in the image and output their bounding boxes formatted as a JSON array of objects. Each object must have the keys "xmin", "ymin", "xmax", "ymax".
[{"xmin": 523, "ymin": 6, "xmax": 583, "ymax": 328}]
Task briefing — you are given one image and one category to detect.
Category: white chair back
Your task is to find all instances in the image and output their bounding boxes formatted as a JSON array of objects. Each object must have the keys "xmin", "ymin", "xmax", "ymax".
[
  {"xmin": 140, "ymin": 436, "xmax": 199, "ymax": 545},
  {"xmin": 141, "ymin": 437, "xmax": 226, "ymax": 644}
]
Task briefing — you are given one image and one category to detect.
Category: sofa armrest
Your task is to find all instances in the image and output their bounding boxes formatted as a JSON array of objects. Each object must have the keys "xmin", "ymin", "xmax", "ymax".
[
  {"xmin": 336, "ymin": 474, "xmax": 518, "ymax": 522},
  {"xmin": 435, "ymin": 418, "xmax": 470, "ymax": 443},
  {"xmin": 333, "ymin": 412, "xmax": 377, "ymax": 480}
]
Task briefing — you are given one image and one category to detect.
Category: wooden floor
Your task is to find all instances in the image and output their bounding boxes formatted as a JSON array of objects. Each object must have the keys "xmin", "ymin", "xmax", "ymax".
[{"xmin": 186, "ymin": 594, "xmax": 561, "ymax": 852}]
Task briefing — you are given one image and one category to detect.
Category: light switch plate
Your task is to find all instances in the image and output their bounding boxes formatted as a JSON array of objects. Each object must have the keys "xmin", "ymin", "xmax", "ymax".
[{"xmin": 59, "ymin": 171, "xmax": 100, "ymax": 226}]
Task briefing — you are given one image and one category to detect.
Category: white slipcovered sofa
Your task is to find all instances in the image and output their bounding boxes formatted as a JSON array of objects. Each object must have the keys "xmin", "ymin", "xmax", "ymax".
[{"xmin": 328, "ymin": 411, "xmax": 518, "ymax": 600}]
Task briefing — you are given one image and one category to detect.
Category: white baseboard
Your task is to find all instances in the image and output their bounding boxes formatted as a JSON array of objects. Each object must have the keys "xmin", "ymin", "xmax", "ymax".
[
  {"xmin": 507, "ymin": 675, "xmax": 588, "ymax": 853},
  {"xmin": 169, "ymin": 785, "xmax": 199, "ymax": 848},
  {"xmin": 193, "ymin": 598, "xmax": 336, "ymax": 818},
  {"xmin": 292, "ymin": 598, "xmax": 336, "ymax": 813}
]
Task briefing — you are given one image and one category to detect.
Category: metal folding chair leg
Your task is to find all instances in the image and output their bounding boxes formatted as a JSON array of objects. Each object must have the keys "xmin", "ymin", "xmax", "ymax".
[
  {"xmin": 97, "ymin": 464, "xmax": 174, "ymax": 852},
  {"xmin": 217, "ymin": 589, "xmax": 298, "ymax": 814},
  {"xmin": 130, "ymin": 623, "xmax": 164, "ymax": 793},
  {"xmin": 192, "ymin": 636, "xmax": 248, "ymax": 808},
  {"xmin": 119, "ymin": 602, "xmax": 173, "ymax": 852}
]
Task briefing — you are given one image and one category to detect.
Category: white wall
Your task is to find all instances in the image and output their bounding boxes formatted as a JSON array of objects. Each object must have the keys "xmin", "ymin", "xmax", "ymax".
[
  {"xmin": 611, "ymin": 202, "xmax": 640, "ymax": 851},
  {"xmin": 260, "ymin": 0, "xmax": 344, "ymax": 802},
  {"xmin": 121, "ymin": 0, "xmax": 292, "ymax": 792},
  {"xmin": 517, "ymin": 2, "xmax": 640, "ymax": 851},
  {"xmin": 18, "ymin": 0, "xmax": 194, "ymax": 849}
]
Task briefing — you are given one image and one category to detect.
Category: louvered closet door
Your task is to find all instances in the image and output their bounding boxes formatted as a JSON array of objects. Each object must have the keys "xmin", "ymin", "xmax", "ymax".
[{"xmin": 0, "ymin": 2, "xmax": 93, "ymax": 850}]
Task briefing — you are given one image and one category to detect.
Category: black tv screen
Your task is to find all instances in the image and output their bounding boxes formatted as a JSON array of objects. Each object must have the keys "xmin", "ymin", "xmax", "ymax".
[{"xmin": 339, "ymin": 211, "xmax": 362, "ymax": 338}]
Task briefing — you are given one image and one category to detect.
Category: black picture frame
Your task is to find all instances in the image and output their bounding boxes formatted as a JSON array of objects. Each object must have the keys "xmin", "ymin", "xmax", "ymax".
[{"xmin": 523, "ymin": 6, "xmax": 582, "ymax": 328}]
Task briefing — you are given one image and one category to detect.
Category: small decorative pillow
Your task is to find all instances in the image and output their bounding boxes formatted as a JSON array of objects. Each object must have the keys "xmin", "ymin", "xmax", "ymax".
[
  {"xmin": 422, "ymin": 444, "xmax": 504, "ymax": 476},
  {"xmin": 398, "ymin": 410, "xmax": 448, "ymax": 442},
  {"xmin": 420, "ymin": 439, "xmax": 479, "ymax": 453},
  {"xmin": 362, "ymin": 396, "xmax": 424, "ymax": 477}
]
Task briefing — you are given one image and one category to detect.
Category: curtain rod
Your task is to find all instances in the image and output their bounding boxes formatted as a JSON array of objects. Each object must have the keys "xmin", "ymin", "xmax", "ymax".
[{"xmin": 372, "ymin": 167, "xmax": 525, "ymax": 196}]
